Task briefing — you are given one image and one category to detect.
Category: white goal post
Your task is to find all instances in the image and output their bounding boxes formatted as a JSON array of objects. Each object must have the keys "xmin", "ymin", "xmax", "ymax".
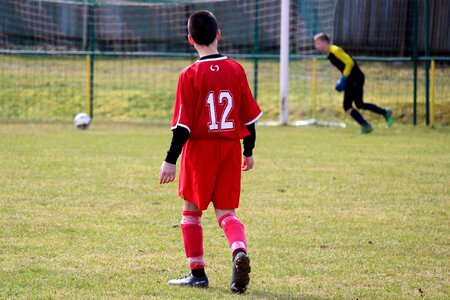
[{"xmin": 279, "ymin": 0, "xmax": 290, "ymax": 126}]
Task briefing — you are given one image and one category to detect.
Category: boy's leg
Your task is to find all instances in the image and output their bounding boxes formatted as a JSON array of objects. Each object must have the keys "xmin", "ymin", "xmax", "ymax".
[
  {"xmin": 358, "ymin": 102, "xmax": 393, "ymax": 127},
  {"xmin": 182, "ymin": 202, "xmax": 205, "ymax": 272},
  {"xmin": 348, "ymin": 108, "xmax": 371, "ymax": 127},
  {"xmin": 168, "ymin": 201, "xmax": 208, "ymax": 288},
  {"xmin": 216, "ymin": 209, "xmax": 251, "ymax": 294},
  {"xmin": 344, "ymin": 88, "xmax": 372, "ymax": 133},
  {"xmin": 344, "ymin": 94, "xmax": 370, "ymax": 127},
  {"xmin": 352, "ymin": 81, "xmax": 393, "ymax": 126},
  {"xmin": 213, "ymin": 140, "xmax": 250, "ymax": 293},
  {"xmin": 216, "ymin": 209, "xmax": 247, "ymax": 255},
  {"xmin": 354, "ymin": 97, "xmax": 393, "ymax": 127},
  {"xmin": 356, "ymin": 102, "xmax": 386, "ymax": 115}
]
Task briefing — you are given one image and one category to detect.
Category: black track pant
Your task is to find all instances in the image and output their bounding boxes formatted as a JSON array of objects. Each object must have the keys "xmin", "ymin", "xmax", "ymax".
[{"xmin": 343, "ymin": 78, "xmax": 386, "ymax": 116}]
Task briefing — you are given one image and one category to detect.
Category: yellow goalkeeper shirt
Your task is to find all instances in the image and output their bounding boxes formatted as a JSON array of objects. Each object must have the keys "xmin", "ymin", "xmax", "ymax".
[{"xmin": 328, "ymin": 44, "xmax": 364, "ymax": 81}]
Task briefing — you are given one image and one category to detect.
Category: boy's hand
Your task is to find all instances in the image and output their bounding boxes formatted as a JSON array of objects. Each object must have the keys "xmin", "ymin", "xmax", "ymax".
[
  {"xmin": 241, "ymin": 155, "xmax": 254, "ymax": 171},
  {"xmin": 335, "ymin": 76, "xmax": 347, "ymax": 92},
  {"xmin": 159, "ymin": 161, "xmax": 176, "ymax": 184}
]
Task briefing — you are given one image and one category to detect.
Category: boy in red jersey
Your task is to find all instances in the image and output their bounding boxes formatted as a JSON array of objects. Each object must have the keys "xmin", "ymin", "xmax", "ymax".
[{"xmin": 159, "ymin": 11, "xmax": 262, "ymax": 294}]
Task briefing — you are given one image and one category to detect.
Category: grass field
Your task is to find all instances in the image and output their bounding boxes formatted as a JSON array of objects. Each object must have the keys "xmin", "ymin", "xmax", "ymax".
[
  {"xmin": 0, "ymin": 122, "xmax": 448, "ymax": 299},
  {"xmin": 1, "ymin": 55, "xmax": 449, "ymax": 126}
]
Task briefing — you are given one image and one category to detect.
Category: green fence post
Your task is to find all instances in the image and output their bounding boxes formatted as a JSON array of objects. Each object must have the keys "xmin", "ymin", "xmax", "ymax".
[
  {"xmin": 412, "ymin": 0, "xmax": 419, "ymax": 125},
  {"xmin": 87, "ymin": 0, "xmax": 95, "ymax": 119},
  {"xmin": 88, "ymin": 54, "xmax": 94, "ymax": 119},
  {"xmin": 253, "ymin": 0, "xmax": 259, "ymax": 101},
  {"xmin": 424, "ymin": 0, "xmax": 430, "ymax": 125}
]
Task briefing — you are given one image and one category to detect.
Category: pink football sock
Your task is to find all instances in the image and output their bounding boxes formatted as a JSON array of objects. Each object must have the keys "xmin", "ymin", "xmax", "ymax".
[
  {"xmin": 218, "ymin": 213, "xmax": 247, "ymax": 254},
  {"xmin": 181, "ymin": 210, "xmax": 205, "ymax": 270}
]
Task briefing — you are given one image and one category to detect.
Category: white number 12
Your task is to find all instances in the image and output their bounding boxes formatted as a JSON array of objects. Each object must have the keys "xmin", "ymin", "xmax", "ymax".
[{"xmin": 206, "ymin": 91, "xmax": 234, "ymax": 131}]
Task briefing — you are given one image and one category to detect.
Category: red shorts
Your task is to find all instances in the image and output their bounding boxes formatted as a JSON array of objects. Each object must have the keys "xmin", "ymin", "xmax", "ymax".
[{"xmin": 178, "ymin": 139, "xmax": 242, "ymax": 210}]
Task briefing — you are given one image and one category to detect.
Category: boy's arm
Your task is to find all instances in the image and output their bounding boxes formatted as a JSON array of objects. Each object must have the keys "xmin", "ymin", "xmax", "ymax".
[
  {"xmin": 330, "ymin": 45, "xmax": 354, "ymax": 92},
  {"xmin": 330, "ymin": 45, "xmax": 354, "ymax": 77},
  {"xmin": 160, "ymin": 126, "xmax": 190, "ymax": 184},
  {"xmin": 165, "ymin": 126, "xmax": 190, "ymax": 164},
  {"xmin": 236, "ymin": 62, "xmax": 262, "ymax": 171},
  {"xmin": 242, "ymin": 123, "xmax": 256, "ymax": 157},
  {"xmin": 242, "ymin": 123, "xmax": 256, "ymax": 171}
]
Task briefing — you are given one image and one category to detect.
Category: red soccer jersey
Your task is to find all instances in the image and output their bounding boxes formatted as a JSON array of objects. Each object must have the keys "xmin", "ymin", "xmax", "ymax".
[{"xmin": 171, "ymin": 55, "xmax": 262, "ymax": 139}]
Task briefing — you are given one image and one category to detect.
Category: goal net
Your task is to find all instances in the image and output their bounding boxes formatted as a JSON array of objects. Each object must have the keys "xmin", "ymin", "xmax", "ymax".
[
  {"xmin": 2, "ymin": 0, "xmax": 448, "ymax": 125},
  {"xmin": 0, "ymin": 0, "xmax": 339, "ymax": 123}
]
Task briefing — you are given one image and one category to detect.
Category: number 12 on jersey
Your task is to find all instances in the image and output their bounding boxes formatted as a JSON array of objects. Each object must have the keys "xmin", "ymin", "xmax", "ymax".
[{"xmin": 206, "ymin": 91, "xmax": 234, "ymax": 131}]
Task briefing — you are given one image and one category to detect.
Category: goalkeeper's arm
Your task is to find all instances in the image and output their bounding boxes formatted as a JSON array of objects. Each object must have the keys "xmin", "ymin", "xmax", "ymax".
[{"xmin": 329, "ymin": 45, "xmax": 354, "ymax": 77}]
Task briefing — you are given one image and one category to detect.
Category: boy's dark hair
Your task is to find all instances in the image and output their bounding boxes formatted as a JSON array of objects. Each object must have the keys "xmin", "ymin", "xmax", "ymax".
[
  {"xmin": 314, "ymin": 32, "xmax": 330, "ymax": 43},
  {"xmin": 188, "ymin": 10, "xmax": 218, "ymax": 46}
]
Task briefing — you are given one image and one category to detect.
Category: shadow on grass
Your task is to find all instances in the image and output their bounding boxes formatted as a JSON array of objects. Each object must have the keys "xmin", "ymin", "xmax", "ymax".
[
  {"xmin": 161, "ymin": 284, "xmax": 326, "ymax": 299},
  {"xmin": 248, "ymin": 288, "xmax": 327, "ymax": 300}
]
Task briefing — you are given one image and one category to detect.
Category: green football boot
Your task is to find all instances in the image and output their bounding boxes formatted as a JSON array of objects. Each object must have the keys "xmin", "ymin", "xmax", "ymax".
[
  {"xmin": 384, "ymin": 108, "xmax": 393, "ymax": 127},
  {"xmin": 360, "ymin": 124, "xmax": 373, "ymax": 134}
]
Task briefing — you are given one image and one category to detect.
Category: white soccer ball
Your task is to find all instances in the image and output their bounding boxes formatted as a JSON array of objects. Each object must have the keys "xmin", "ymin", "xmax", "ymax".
[{"xmin": 74, "ymin": 112, "xmax": 91, "ymax": 130}]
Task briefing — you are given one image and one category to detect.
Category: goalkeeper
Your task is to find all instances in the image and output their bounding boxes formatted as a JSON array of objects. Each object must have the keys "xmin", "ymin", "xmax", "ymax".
[{"xmin": 314, "ymin": 33, "xmax": 393, "ymax": 134}]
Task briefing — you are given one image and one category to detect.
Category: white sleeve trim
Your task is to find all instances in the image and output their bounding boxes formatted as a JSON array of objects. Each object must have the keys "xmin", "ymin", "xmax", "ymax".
[
  {"xmin": 244, "ymin": 111, "xmax": 263, "ymax": 125},
  {"xmin": 171, "ymin": 103, "xmax": 191, "ymax": 132},
  {"xmin": 171, "ymin": 123, "xmax": 191, "ymax": 133}
]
